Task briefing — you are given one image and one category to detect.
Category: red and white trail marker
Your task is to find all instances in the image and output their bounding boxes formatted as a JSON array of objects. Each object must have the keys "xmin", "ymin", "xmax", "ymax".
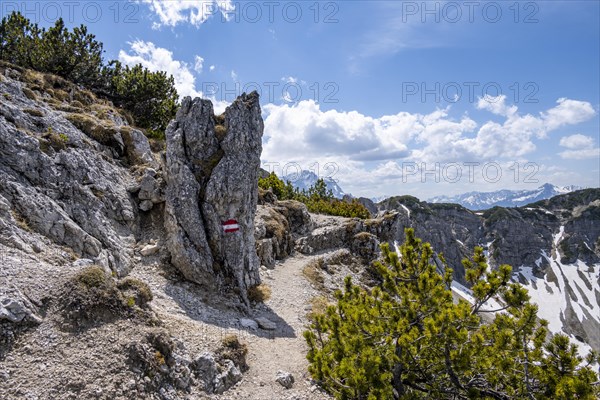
[{"xmin": 222, "ymin": 219, "xmax": 240, "ymax": 233}]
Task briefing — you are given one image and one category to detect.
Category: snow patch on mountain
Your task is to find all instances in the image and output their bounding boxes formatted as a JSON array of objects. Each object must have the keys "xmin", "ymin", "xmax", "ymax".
[
  {"xmin": 400, "ymin": 204, "xmax": 411, "ymax": 217},
  {"xmin": 451, "ymin": 281, "xmax": 505, "ymax": 313},
  {"xmin": 513, "ymin": 226, "xmax": 600, "ymax": 358}
]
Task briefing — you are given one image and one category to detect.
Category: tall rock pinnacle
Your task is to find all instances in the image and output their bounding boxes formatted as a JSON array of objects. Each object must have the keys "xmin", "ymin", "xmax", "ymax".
[{"xmin": 164, "ymin": 92, "xmax": 263, "ymax": 306}]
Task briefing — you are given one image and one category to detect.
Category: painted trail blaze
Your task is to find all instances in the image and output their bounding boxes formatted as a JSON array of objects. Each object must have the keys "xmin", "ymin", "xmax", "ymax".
[{"xmin": 223, "ymin": 219, "xmax": 240, "ymax": 233}]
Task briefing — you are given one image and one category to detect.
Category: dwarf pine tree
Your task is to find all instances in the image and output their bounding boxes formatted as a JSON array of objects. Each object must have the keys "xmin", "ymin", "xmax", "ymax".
[
  {"xmin": 308, "ymin": 178, "xmax": 335, "ymax": 200},
  {"xmin": 258, "ymin": 172, "xmax": 296, "ymax": 200},
  {"xmin": 37, "ymin": 19, "xmax": 104, "ymax": 87},
  {"xmin": 257, "ymin": 174, "xmax": 371, "ymax": 218},
  {"xmin": 0, "ymin": 12, "xmax": 42, "ymax": 68},
  {"xmin": 106, "ymin": 62, "xmax": 179, "ymax": 137},
  {"xmin": 304, "ymin": 228, "xmax": 599, "ymax": 399},
  {"xmin": 0, "ymin": 12, "xmax": 178, "ymax": 137},
  {"xmin": 0, "ymin": 13, "xmax": 103, "ymax": 86}
]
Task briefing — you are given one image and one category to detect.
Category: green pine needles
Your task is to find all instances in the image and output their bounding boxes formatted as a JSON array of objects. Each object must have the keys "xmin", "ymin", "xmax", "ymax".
[
  {"xmin": 304, "ymin": 228, "xmax": 599, "ymax": 399},
  {"xmin": 258, "ymin": 172, "xmax": 371, "ymax": 219},
  {"xmin": 0, "ymin": 12, "xmax": 178, "ymax": 139}
]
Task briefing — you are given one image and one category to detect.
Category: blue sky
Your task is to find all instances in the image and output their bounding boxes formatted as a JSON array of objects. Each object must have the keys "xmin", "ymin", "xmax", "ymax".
[{"xmin": 5, "ymin": 0, "xmax": 599, "ymax": 198}]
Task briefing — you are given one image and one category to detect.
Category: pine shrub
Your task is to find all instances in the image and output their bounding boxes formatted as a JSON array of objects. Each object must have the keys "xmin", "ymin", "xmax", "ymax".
[{"xmin": 304, "ymin": 228, "xmax": 600, "ymax": 399}]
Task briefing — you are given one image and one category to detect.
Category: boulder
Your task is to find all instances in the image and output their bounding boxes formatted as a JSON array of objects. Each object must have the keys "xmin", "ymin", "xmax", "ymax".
[
  {"xmin": 193, "ymin": 352, "xmax": 219, "ymax": 393},
  {"xmin": 254, "ymin": 206, "xmax": 293, "ymax": 269},
  {"xmin": 193, "ymin": 352, "xmax": 242, "ymax": 394},
  {"xmin": 214, "ymin": 360, "xmax": 243, "ymax": 394},
  {"xmin": 351, "ymin": 232, "xmax": 380, "ymax": 262},
  {"xmin": 139, "ymin": 200, "xmax": 154, "ymax": 212},
  {"xmin": 255, "ymin": 316, "xmax": 276, "ymax": 330},
  {"xmin": 258, "ymin": 187, "xmax": 277, "ymax": 205},
  {"xmin": 296, "ymin": 219, "xmax": 363, "ymax": 255},
  {"xmin": 275, "ymin": 370, "xmax": 294, "ymax": 389},
  {"xmin": 138, "ymin": 168, "xmax": 165, "ymax": 205},
  {"xmin": 140, "ymin": 244, "xmax": 159, "ymax": 256},
  {"xmin": 164, "ymin": 93, "xmax": 263, "ymax": 306},
  {"xmin": 121, "ymin": 127, "xmax": 156, "ymax": 167},
  {"xmin": 275, "ymin": 200, "xmax": 313, "ymax": 235},
  {"xmin": 0, "ymin": 295, "xmax": 41, "ymax": 324},
  {"xmin": 239, "ymin": 318, "xmax": 258, "ymax": 330}
]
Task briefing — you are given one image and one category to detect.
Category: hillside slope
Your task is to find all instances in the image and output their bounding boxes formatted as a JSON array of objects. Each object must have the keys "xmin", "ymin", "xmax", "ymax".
[
  {"xmin": 257, "ymin": 187, "xmax": 600, "ymax": 355},
  {"xmin": 0, "ymin": 63, "xmax": 326, "ymax": 399},
  {"xmin": 374, "ymin": 191, "xmax": 600, "ymax": 354}
]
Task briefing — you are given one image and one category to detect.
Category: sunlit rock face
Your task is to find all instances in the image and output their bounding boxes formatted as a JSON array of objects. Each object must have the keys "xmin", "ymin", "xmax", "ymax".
[{"xmin": 164, "ymin": 92, "xmax": 263, "ymax": 306}]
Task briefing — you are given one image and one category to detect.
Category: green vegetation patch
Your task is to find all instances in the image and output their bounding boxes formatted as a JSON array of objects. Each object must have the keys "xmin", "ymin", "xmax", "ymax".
[
  {"xmin": 23, "ymin": 108, "xmax": 44, "ymax": 117},
  {"xmin": 483, "ymin": 206, "xmax": 516, "ymax": 226},
  {"xmin": 39, "ymin": 127, "xmax": 68, "ymax": 154},
  {"xmin": 61, "ymin": 266, "xmax": 153, "ymax": 329},
  {"xmin": 1, "ymin": 12, "xmax": 179, "ymax": 140},
  {"xmin": 258, "ymin": 172, "xmax": 370, "ymax": 219},
  {"xmin": 216, "ymin": 334, "xmax": 249, "ymax": 372},
  {"xmin": 66, "ymin": 112, "xmax": 119, "ymax": 145},
  {"xmin": 303, "ymin": 258, "xmax": 326, "ymax": 291},
  {"xmin": 117, "ymin": 277, "xmax": 154, "ymax": 308},
  {"xmin": 304, "ymin": 229, "xmax": 600, "ymax": 399}
]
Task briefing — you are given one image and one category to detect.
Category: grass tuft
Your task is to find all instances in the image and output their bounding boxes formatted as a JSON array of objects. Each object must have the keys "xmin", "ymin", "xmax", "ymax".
[
  {"xmin": 303, "ymin": 258, "xmax": 326, "ymax": 291},
  {"xmin": 216, "ymin": 334, "xmax": 249, "ymax": 372},
  {"xmin": 247, "ymin": 283, "xmax": 272, "ymax": 303}
]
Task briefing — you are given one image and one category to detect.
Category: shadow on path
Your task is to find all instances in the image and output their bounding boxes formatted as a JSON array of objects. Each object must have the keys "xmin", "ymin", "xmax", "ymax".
[{"xmin": 163, "ymin": 277, "xmax": 296, "ymax": 340}]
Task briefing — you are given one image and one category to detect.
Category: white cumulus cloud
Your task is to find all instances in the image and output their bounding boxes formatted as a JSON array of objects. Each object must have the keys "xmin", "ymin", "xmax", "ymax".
[
  {"xmin": 140, "ymin": 0, "xmax": 235, "ymax": 28},
  {"xmin": 477, "ymin": 95, "xmax": 518, "ymax": 117},
  {"xmin": 262, "ymin": 100, "xmax": 419, "ymax": 164},
  {"xmin": 118, "ymin": 40, "xmax": 201, "ymax": 98},
  {"xmin": 263, "ymin": 97, "xmax": 596, "ymax": 165},
  {"xmin": 194, "ymin": 56, "xmax": 204, "ymax": 73},
  {"xmin": 559, "ymin": 134, "xmax": 595, "ymax": 149},
  {"xmin": 281, "ymin": 76, "xmax": 298, "ymax": 84},
  {"xmin": 559, "ymin": 148, "xmax": 600, "ymax": 160},
  {"xmin": 542, "ymin": 98, "xmax": 596, "ymax": 131},
  {"xmin": 420, "ymin": 97, "xmax": 595, "ymax": 161},
  {"xmin": 262, "ymin": 97, "xmax": 596, "ymax": 196},
  {"xmin": 558, "ymin": 134, "xmax": 599, "ymax": 160}
]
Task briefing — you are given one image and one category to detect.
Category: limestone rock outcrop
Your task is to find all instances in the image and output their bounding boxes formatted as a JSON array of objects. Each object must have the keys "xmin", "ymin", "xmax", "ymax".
[
  {"xmin": 254, "ymin": 200, "xmax": 312, "ymax": 268},
  {"xmin": 289, "ymin": 189, "xmax": 600, "ymax": 353},
  {"xmin": 0, "ymin": 65, "xmax": 142, "ymax": 276},
  {"xmin": 164, "ymin": 93, "xmax": 263, "ymax": 305},
  {"xmin": 254, "ymin": 206, "xmax": 293, "ymax": 269},
  {"xmin": 368, "ymin": 191, "xmax": 600, "ymax": 352}
]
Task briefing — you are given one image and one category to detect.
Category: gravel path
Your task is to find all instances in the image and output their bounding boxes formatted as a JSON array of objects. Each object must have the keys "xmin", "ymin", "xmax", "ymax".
[
  {"xmin": 217, "ymin": 253, "xmax": 331, "ymax": 400},
  {"xmin": 1, "ymin": 236, "xmax": 338, "ymax": 399}
]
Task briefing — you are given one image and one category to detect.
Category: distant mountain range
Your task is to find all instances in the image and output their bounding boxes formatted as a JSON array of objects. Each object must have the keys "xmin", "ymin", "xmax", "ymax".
[
  {"xmin": 280, "ymin": 176, "xmax": 584, "ymax": 211},
  {"xmin": 372, "ymin": 188, "xmax": 600, "ymax": 355},
  {"xmin": 428, "ymin": 183, "xmax": 583, "ymax": 210},
  {"xmin": 283, "ymin": 170, "xmax": 345, "ymax": 198}
]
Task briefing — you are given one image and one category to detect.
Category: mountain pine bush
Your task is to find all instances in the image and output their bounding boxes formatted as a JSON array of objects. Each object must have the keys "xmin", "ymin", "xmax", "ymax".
[
  {"xmin": 304, "ymin": 228, "xmax": 599, "ymax": 399},
  {"xmin": 0, "ymin": 13, "xmax": 102, "ymax": 87},
  {"xmin": 259, "ymin": 172, "xmax": 296, "ymax": 200},
  {"xmin": 258, "ymin": 173, "xmax": 370, "ymax": 219},
  {"xmin": 0, "ymin": 12, "xmax": 178, "ymax": 138},
  {"xmin": 102, "ymin": 61, "xmax": 178, "ymax": 137}
]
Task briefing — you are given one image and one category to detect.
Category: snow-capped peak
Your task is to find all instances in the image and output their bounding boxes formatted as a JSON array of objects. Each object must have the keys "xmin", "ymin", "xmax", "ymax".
[
  {"xmin": 283, "ymin": 170, "xmax": 345, "ymax": 199},
  {"xmin": 428, "ymin": 183, "xmax": 583, "ymax": 210}
]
